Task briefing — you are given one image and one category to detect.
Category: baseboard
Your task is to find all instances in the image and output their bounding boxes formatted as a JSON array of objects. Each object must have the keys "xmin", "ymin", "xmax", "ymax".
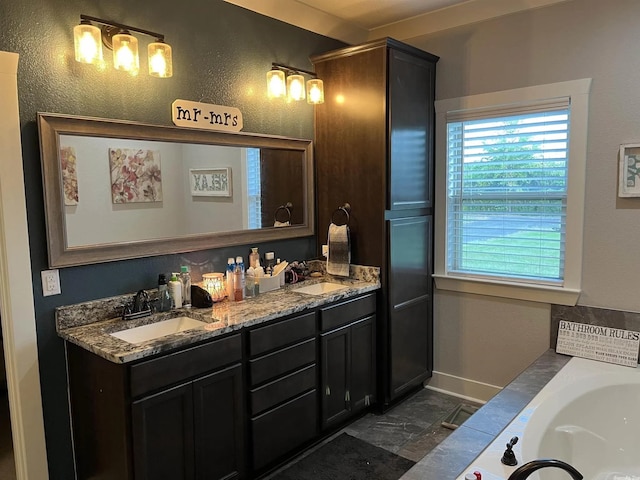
[{"xmin": 424, "ymin": 371, "xmax": 502, "ymax": 404}]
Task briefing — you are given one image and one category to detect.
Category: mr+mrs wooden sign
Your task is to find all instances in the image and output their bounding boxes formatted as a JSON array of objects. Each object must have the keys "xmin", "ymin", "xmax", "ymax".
[{"xmin": 172, "ymin": 99, "xmax": 243, "ymax": 132}]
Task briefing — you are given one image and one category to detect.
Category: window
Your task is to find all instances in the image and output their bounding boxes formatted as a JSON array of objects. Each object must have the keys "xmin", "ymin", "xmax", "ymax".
[
  {"xmin": 434, "ymin": 79, "xmax": 591, "ymax": 305},
  {"xmin": 245, "ymin": 148, "xmax": 262, "ymax": 229}
]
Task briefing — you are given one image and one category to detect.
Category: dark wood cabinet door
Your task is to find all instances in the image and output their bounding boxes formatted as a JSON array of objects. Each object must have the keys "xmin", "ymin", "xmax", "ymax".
[
  {"xmin": 251, "ymin": 390, "xmax": 317, "ymax": 471},
  {"xmin": 388, "ymin": 48, "xmax": 436, "ymax": 211},
  {"xmin": 390, "ymin": 298, "xmax": 432, "ymax": 397},
  {"xmin": 193, "ymin": 364, "xmax": 244, "ymax": 480},
  {"xmin": 132, "ymin": 382, "xmax": 195, "ymax": 480},
  {"xmin": 321, "ymin": 326, "xmax": 350, "ymax": 428},
  {"xmin": 388, "ymin": 216, "xmax": 433, "ymax": 399},
  {"xmin": 349, "ymin": 316, "xmax": 376, "ymax": 413}
]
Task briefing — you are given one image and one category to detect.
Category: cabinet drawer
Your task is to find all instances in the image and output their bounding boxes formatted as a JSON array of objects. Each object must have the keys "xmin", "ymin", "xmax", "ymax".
[
  {"xmin": 249, "ymin": 312, "xmax": 316, "ymax": 356},
  {"xmin": 320, "ymin": 293, "xmax": 376, "ymax": 332},
  {"xmin": 251, "ymin": 389, "xmax": 317, "ymax": 471},
  {"xmin": 250, "ymin": 364, "xmax": 316, "ymax": 416},
  {"xmin": 250, "ymin": 338, "xmax": 316, "ymax": 386},
  {"xmin": 130, "ymin": 333, "xmax": 241, "ymax": 398}
]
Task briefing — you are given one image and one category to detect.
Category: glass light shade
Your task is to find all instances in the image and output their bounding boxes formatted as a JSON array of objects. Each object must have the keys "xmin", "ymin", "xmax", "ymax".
[
  {"xmin": 112, "ymin": 33, "xmax": 139, "ymax": 75},
  {"xmin": 202, "ymin": 273, "xmax": 226, "ymax": 302},
  {"xmin": 74, "ymin": 23, "xmax": 103, "ymax": 64},
  {"xmin": 287, "ymin": 74, "xmax": 305, "ymax": 101},
  {"xmin": 148, "ymin": 41, "xmax": 173, "ymax": 78},
  {"xmin": 267, "ymin": 69, "xmax": 286, "ymax": 98},
  {"xmin": 306, "ymin": 79, "xmax": 324, "ymax": 104}
]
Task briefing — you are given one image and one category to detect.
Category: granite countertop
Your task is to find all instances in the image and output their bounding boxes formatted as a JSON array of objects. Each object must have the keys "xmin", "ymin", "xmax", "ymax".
[
  {"xmin": 400, "ymin": 349, "xmax": 571, "ymax": 480},
  {"xmin": 56, "ymin": 267, "xmax": 380, "ymax": 364}
]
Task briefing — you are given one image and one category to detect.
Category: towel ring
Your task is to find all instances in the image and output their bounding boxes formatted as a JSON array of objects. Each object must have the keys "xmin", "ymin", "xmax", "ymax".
[
  {"xmin": 274, "ymin": 202, "xmax": 293, "ymax": 224},
  {"xmin": 331, "ymin": 203, "xmax": 351, "ymax": 226}
]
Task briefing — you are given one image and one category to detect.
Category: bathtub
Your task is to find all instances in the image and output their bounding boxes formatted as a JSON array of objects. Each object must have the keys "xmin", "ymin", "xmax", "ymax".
[{"xmin": 456, "ymin": 357, "xmax": 640, "ymax": 480}]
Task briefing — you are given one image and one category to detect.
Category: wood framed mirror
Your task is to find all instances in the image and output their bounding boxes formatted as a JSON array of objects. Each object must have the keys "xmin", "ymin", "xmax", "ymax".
[{"xmin": 37, "ymin": 113, "xmax": 314, "ymax": 267}]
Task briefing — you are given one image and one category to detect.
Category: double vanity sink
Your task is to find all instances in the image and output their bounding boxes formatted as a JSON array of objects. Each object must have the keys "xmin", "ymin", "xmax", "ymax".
[
  {"xmin": 107, "ymin": 282, "xmax": 350, "ymax": 346},
  {"xmin": 57, "ymin": 276, "xmax": 377, "ymax": 364},
  {"xmin": 57, "ymin": 270, "xmax": 380, "ymax": 480}
]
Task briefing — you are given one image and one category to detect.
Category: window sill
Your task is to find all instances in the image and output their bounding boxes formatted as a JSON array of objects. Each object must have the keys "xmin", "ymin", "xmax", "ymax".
[{"xmin": 433, "ymin": 274, "xmax": 580, "ymax": 305}]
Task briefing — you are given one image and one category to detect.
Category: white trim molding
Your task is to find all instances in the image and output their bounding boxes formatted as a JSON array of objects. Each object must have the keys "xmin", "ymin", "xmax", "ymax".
[
  {"xmin": 425, "ymin": 370, "xmax": 502, "ymax": 404},
  {"xmin": 0, "ymin": 50, "xmax": 49, "ymax": 479},
  {"xmin": 434, "ymin": 78, "xmax": 591, "ymax": 306}
]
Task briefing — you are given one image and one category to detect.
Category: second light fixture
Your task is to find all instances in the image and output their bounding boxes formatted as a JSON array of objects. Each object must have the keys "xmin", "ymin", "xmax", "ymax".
[{"xmin": 267, "ymin": 63, "xmax": 324, "ymax": 104}]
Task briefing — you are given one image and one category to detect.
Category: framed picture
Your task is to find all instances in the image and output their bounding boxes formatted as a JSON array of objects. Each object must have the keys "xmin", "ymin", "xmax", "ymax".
[
  {"xmin": 190, "ymin": 168, "xmax": 232, "ymax": 197},
  {"xmin": 60, "ymin": 146, "xmax": 79, "ymax": 205},
  {"xmin": 109, "ymin": 148, "xmax": 163, "ymax": 203},
  {"xmin": 619, "ymin": 143, "xmax": 640, "ymax": 197}
]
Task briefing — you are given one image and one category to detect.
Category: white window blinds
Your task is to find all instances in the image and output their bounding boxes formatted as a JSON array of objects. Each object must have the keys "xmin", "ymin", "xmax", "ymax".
[
  {"xmin": 246, "ymin": 148, "xmax": 261, "ymax": 229},
  {"xmin": 446, "ymin": 98, "xmax": 570, "ymax": 284}
]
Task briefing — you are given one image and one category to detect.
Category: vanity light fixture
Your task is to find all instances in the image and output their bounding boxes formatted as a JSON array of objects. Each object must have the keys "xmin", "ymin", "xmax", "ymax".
[
  {"xmin": 73, "ymin": 15, "xmax": 173, "ymax": 78},
  {"xmin": 267, "ymin": 63, "xmax": 324, "ymax": 104}
]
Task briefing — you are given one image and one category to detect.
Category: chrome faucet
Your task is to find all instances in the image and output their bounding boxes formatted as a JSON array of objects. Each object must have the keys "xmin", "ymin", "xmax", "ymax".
[
  {"xmin": 507, "ymin": 459, "xmax": 583, "ymax": 480},
  {"xmin": 122, "ymin": 290, "xmax": 152, "ymax": 320}
]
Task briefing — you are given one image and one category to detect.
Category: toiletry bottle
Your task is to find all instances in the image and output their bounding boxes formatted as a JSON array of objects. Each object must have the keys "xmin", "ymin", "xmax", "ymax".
[
  {"xmin": 169, "ymin": 273, "xmax": 182, "ymax": 309},
  {"xmin": 180, "ymin": 265, "xmax": 192, "ymax": 308},
  {"xmin": 226, "ymin": 257, "xmax": 235, "ymax": 301},
  {"xmin": 249, "ymin": 247, "xmax": 260, "ymax": 269},
  {"xmin": 234, "ymin": 256, "xmax": 245, "ymax": 301},
  {"xmin": 265, "ymin": 251, "xmax": 275, "ymax": 275},
  {"xmin": 157, "ymin": 273, "xmax": 171, "ymax": 312}
]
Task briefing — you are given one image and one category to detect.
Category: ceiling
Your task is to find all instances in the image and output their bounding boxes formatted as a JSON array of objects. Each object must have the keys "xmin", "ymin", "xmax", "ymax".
[
  {"xmin": 291, "ymin": 0, "xmax": 473, "ymax": 30},
  {"xmin": 224, "ymin": 0, "xmax": 571, "ymax": 44}
]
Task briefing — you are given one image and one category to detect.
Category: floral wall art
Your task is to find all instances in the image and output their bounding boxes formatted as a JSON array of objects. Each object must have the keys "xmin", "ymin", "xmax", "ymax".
[
  {"xmin": 109, "ymin": 148, "xmax": 163, "ymax": 203},
  {"xmin": 60, "ymin": 146, "xmax": 78, "ymax": 206}
]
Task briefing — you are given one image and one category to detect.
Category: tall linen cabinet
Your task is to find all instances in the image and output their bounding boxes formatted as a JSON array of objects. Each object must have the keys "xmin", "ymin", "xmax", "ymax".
[{"xmin": 312, "ymin": 38, "xmax": 439, "ymax": 407}]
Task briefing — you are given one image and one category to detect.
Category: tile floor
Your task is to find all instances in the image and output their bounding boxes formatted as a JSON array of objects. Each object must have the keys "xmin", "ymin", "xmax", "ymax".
[
  {"xmin": 266, "ymin": 387, "xmax": 481, "ymax": 479},
  {"xmin": 344, "ymin": 387, "xmax": 479, "ymax": 463}
]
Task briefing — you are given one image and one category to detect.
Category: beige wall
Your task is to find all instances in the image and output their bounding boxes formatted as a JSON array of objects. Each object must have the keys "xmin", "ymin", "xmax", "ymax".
[{"xmin": 408, "ymin": 0, "xmax": 640, "ymax": 399}]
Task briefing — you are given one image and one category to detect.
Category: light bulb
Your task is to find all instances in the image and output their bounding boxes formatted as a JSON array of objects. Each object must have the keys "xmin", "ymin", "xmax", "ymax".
[
  {"xmin": 148, "ymin": 42, "xmax": 172, "ymax": 78},
  {"xmin": 73, "ymin": 23, "xmax": 102, "ymax": 64},
  {"xmin": 267, "ymin": 69, "xmax": 286, "ymax": 98},
  {"xmin": 287, "ymin": 74, "xmax": 305, "ymax": 101},
  {"xmin": 307, "ymin": 79, "xmax": 324, "ymax": 104},
  {"xmin": 112, "ymin": 33, "xmax": 139, "ymax": 75}
]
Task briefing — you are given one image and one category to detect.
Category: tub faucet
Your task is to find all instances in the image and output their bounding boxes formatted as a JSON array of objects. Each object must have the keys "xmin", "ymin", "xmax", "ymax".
[{"xmin": 507, "ymin": 459, "xmax": 583, "ymax": 480}]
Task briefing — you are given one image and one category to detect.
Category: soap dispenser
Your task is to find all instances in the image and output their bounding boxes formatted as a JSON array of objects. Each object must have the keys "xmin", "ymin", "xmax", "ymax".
[
  {"xmin": 180, "ymin": 266, "xmax": 192, "ymax": 308},
  {"xmin": 169, "ymin": 273, "xmax": 182, "ymax": 309},
  {"xmin": 157, "ymin": 273, "xmax": 171, "ymax": 312}
]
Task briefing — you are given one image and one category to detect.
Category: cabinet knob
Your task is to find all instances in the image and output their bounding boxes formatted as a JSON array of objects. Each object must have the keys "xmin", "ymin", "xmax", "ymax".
[{"xmin": 326, "ymin": 386, "xmax": 331, "ymax": 396}]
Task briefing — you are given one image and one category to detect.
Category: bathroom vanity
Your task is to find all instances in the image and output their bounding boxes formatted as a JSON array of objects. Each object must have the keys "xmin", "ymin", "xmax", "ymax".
[{"xmin": 58, "ymin": 273, "xmax": 379, "ymax": 480}]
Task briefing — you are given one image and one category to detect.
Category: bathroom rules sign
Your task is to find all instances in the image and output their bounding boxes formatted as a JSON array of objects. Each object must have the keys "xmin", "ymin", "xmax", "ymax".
[{"xmin": 556, "ymin": 321, "xmax": 640, "ymax": 367}]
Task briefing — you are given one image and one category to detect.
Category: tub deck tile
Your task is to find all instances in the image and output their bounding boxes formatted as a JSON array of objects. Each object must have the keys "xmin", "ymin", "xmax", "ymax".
[
  {"xmin": 400, "ymin": 349, "xmax": 571, "ymax": 479},
  {"xmin": 399, "ymin": 425, "xmax": 494, "ymax": 480}
]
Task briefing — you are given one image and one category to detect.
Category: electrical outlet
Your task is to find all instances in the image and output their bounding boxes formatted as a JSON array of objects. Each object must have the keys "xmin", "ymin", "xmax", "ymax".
[{"xmin": 41, "ymin": 269, "xmax": 61, "ymax": 296}]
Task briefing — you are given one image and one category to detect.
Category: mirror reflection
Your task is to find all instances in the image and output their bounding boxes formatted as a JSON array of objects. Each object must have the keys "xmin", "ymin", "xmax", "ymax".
[
  {"xmin": 59, "ymin": 136, "xmax": 305, "ymax": 247},
  {"xmin": 38, "ymin": 113, "xmax": 314, "ymax": 267}
]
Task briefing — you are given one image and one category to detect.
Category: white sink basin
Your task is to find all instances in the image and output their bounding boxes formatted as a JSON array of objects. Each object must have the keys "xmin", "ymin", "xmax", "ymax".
[
  {"xmin": 110, "ymin": 316, "xmax": 207, "ymax": 344},
  {"xmin": 293, "ymin": 282, "xmax": 349, "ymax": 296}
]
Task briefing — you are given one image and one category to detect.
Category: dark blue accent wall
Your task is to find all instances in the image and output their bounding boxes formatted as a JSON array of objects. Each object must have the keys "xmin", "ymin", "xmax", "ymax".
[{"xmin": 0, "ymin": 0, "xmax": 344, "ymax": 476}]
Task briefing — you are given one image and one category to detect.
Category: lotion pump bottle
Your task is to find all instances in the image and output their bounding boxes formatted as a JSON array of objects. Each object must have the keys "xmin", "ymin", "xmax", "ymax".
[
  {"xmin": 226, "ymin": 257, "xmax": 235, "ymax": 301},
  {"xmin": 234, "ymin": 256, "xmax": 245, "ymax": 301},
  {"xmin": 169, "ymin": 273, "xmax": 182, "ymax": 309}
]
